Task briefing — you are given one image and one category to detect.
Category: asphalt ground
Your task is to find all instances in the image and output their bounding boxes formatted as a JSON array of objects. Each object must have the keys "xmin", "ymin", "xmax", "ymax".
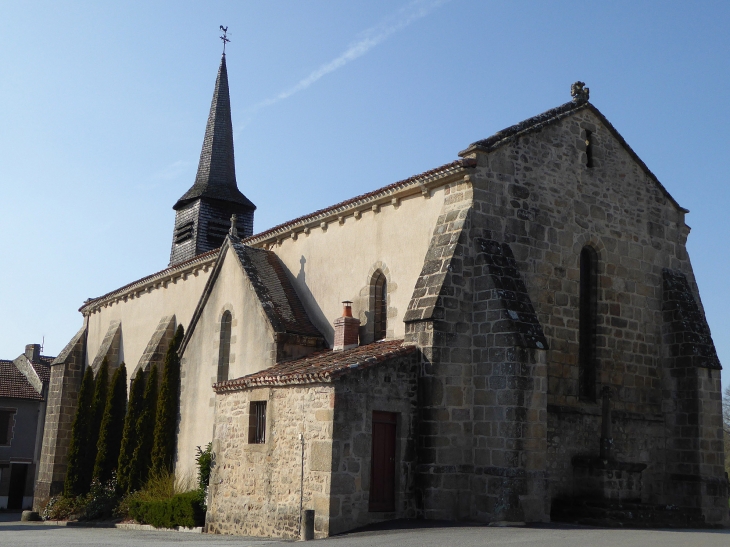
[{"xmin": 1, "ymin": 512, "xmax": 729, "ymax": 547}]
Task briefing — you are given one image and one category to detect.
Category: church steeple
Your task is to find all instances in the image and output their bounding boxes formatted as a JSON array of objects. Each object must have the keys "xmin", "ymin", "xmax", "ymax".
[{"xmin": 169, "ymin": 53, "xmax": 255, "ymax": 267}]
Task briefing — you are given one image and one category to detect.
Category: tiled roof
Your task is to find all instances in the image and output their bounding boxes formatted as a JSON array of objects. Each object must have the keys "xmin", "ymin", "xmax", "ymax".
[
  {"xmin": 459, "ymin": 100, "xmax": 686, "ymax": 213},
  {"xmin": 79, "ymin": 248, "xmax": 219, "ymax": 314},
  {"xmin": 231, "ymin": 242, "xmax": 323, "ymax": 338},
  {"xmin": 214, "ymin": 340, "xmax": 417, "ymax": 392},
  {"xmin": 34, "ymin": 358, "xmax": 52, "ymax": 384},
  {"xmin": 174, "ymin": 55, "xmax": 255, "ymax": 211},
  {"xmin": 244, "ymin": 158, "xmax": 476, "ymax": 245},
  {"xmin": 0, "ymin": 358, "xmax": 51, "ymax": 401}
]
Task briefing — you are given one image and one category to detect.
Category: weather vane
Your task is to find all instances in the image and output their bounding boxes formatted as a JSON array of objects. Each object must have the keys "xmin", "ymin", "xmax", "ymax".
[{"xmin": 220, "ymin": 25, "xmax": 230, "ymax": 54}]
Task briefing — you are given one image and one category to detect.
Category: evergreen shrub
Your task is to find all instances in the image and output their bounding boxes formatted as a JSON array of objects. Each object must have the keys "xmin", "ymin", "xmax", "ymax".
[
  {"xmin": 128, "ymin": 363, "xmax": 158, "ymax": 491},
  {"xmin": 151, "ymin": 325, "xmax": 184, "ymax": 476},
  {"xmin": 118, "ymin": 369, "xmax": 146, "ymax": 494},
  {"xmin": 64, "ymin": 366, "xmax": 95, "ymax": 497},
  {"xmin": 93, "ymin": 363, "xmax": 127, "ymax": 484},
  {"xmin": 87, "ymin": 358, "xmax": 109, "ymax": 488},
  {"xmin": 128, "ymin": 491, "xmax": 205, "ymax": 529}
]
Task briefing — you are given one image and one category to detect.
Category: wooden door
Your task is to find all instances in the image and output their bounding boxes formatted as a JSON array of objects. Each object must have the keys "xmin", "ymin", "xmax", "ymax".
[{"xmin": 369, "ymin": 411, "xmax": 397, "ymax": 512}]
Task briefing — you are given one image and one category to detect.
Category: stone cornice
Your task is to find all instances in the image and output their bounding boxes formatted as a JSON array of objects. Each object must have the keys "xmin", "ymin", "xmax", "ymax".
[
  {"xmin": 243, "ymin": 159, "xmax": 476, "ymax": 248},
  {"xmin": 80, "ymin": 249, "xmax": 218, "ymax": 316}
]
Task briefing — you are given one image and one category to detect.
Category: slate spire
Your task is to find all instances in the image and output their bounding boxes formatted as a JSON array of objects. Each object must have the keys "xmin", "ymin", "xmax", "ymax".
[
  {"xmin": 169, "ymin": 54, "xmax": 255, "ymax": 267},
  {"xmin": 174, "ymin": 55, "xmax": 254, "ymax": 210}
]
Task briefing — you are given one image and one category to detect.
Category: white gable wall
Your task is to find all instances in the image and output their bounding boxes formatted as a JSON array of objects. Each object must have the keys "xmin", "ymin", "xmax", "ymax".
[{"xmin": 176, "ymin": 247, "xmax": 277, "ymax": 477}]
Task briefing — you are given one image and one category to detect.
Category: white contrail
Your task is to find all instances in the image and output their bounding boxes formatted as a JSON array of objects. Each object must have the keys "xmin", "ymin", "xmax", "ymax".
[{"xmin": 246, "ymin": 0, "xmax": 448, "ymax": 114}]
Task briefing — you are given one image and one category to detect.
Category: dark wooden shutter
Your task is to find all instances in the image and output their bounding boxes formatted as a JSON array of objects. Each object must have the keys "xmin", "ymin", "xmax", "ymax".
[{"xmin": 369, "ymin": 411, "xmax": 397, "ymax": 512}]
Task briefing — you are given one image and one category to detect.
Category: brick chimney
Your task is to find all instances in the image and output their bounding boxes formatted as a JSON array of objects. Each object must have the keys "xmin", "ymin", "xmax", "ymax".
[
  {"xmin": 25, "ymin": 344, "xmax": 41, "ymax": 362},
  {"xmin": 333, "ymin": 301, "xmax": 360, "ymax": 351}
]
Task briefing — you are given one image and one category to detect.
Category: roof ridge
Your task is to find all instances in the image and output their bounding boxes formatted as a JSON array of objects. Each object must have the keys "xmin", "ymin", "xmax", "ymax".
[
  {"xmin": 214, "ymin": 340, "xmax": 416, "ymax": 392},
  {"xmin": 244, "ymin": 158, "xmax": 475, "ymax": 245},
  {"xmin": 459, "ymin": 100, "xmax": 686, "ymax": 214},
  {"xmin": 80, "ymin": 248, "xmax": 219, "ymax": 313}
]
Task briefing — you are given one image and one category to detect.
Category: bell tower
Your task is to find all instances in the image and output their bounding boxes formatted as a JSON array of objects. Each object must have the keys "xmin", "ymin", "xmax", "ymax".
[{"xmin": 169, "ymin": 52, "xmax": 255, "ymax": 266}]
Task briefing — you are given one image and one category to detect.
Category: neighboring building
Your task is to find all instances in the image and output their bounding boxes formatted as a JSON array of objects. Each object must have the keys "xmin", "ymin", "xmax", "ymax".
[
  {"xmin": 1, "ymin": 344, "xmax": 52, "ymax": 510},
  {"xmin": 34, "ymin": 54, "xmax": 727, "ymax": 538}
]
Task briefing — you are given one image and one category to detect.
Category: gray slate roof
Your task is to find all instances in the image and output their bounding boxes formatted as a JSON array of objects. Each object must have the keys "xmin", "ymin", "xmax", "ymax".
[
  {"xmin": 174, "ymin": 54, "xmax": 255, "ymax": 211},
  {"xmin": 230, "ymin": 241, "xmax": 322, "ymax": 338}
]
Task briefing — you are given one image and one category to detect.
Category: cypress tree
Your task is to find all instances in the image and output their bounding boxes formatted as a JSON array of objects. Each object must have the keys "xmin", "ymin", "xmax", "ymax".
[
  {"xmin": 117, "ymin": 369, "xmax": 145, "ymax": 494},
  {"xmin": 151, "ymin": 325, "xmax": 184, "ymax": 476},
  {"xmin": 63, "ymin": 367, "xmax": 95, "ymax": 497},
  {"xmin": 93, "ymin": 363, "xmax": 128, "ymax": 484},
  {"xmin": 128, "ymin": 363, "xmax": 158, "ymax": 491},
  {"xmin": 86, "ymin": 357, "xmax": 109, "ymax": 490}
]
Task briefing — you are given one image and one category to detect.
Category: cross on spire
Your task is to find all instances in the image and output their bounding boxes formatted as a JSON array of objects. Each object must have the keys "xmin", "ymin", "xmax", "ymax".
[{"xmin": 220, "ymin": 26, "xmax": 230, "ymax": 55}]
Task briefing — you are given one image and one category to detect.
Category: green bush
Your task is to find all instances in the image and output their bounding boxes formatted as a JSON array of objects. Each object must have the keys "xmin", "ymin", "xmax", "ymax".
[
  {"xmin": 93, "ymin": 363, "xmax": 128, "ymax": 484},
  {"xmin": 118, "ymin": 369, "xmax": 146, "ymax": 494},
  {"xmin": 42, "ymin": 495, "xmax": 85, "ymax": 521},
  {"xmin": 64, "ymin": 367, "xmax": 95, "ymax": 497},
  {"xmin": 128, "ymin": 363, "xmax": 158, "ymax": 492},
  {"xmin": 128, "ymin": 490, "xmax": 205, "ymax": 529},
  {"xmin": 151, "ymin": 326, "xmax": 184, "ymax": 476}
]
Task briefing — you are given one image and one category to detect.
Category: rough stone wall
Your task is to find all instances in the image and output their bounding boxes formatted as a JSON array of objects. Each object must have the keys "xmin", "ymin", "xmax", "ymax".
[
  {"xmin": 329, "ymin": 353, "xmax": 419, "ymax": 535},
  {"xmin": 403, "ymin": 174, "xmax": 551, "ymax": 523},
  {"xmin": 403, "ymin": 176, "xmax": 478, "ymax": 521},
  {"xmin": 206, "ymin": 385, "xmax": 334, "ymax": 539},
  {"xmin": 399, "ymin": 105, "xmax": 724, "ymax": 523},
  {"xmin": 34, "ymin": 325, "xmax": 86, "ymax": 509},
  {"xmin": 468, "ymin": 239, "xmax": 549, "ymax": 522},
  {"xmin": 661, "ymin": 269, "xmax": 727, "ymax": 523},
  {"xmin": 457, "ymin": 107, "xmax": 724, "ymax": 517}
]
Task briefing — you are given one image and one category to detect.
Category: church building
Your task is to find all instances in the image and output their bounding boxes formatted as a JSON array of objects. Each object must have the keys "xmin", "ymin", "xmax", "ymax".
[{"xmin": 34, "ymin": 53, "xmax": 727, "ymax": 537}]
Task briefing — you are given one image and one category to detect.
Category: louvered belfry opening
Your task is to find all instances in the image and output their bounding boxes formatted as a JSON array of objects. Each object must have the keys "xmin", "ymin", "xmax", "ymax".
[{"xmin": 372, "ymin": 271, "xmax": 387, "ymax": 341}]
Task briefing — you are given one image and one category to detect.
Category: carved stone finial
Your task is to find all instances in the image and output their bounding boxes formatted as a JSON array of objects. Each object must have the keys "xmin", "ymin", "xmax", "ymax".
[
  {"xmin": 571, "ymin": 81, "xmax": 590, "ymax": 103},
  {"xmin": 229, "ymin": 214, "xmax": 238, "ymax": 239}
]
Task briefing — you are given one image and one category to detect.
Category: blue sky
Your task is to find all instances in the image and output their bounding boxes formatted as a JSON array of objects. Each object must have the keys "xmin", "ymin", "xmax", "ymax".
[{"xmin": 2, "ymin": 1, "xmax": 729, "ymax": 387}]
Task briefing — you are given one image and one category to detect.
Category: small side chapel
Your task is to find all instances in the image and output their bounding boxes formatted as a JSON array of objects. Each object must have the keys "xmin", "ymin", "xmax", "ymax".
[{"xmin": 34, "ymin": 52, "xmax": 727, "ymax": 537}]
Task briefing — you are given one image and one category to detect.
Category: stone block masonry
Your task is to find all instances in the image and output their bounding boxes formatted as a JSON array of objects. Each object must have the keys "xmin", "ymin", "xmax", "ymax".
[
  {"xmin": 206, "ymin": 352, "xmax": 418, "ymax": 539},
  {"xmin": 33, "ymin": 325, "xmax": 87, "ymax": 510}
]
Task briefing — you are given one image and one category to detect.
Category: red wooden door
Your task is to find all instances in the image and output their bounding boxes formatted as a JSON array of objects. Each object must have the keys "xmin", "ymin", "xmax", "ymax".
[{"xmin": 369, "ymin": 411, "xmax": 397, "ymax": 512}]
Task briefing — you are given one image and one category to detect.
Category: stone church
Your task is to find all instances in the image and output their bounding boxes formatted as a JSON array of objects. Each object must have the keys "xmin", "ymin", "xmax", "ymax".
[{"xmin": 34, "ymin": 53, "xmax": 727, "ymax": 537}]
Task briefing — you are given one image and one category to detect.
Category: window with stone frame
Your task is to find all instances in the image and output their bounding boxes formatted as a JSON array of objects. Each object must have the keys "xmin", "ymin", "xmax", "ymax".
[
  {"xmin": 579, "ymin": 246, "xmax": 598, "ymax": 400},
  {"xmin": 248, "ymin": 401, "xmax": 267, "ymax": 444},
  {"xmin": 0, "ymin": 410, "xmax": 15, "ymax": 445},
  {"xmin": 217, "ymin": 311, "xmax": 232, "ymax": 383},
  {"xmin": 371, "ymin": 271, "xmax": 387, "ymax": 341}
]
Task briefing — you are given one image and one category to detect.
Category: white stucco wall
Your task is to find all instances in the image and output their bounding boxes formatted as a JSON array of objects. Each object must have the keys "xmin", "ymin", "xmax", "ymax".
[
  {"xmin": 84, "ymin": 267, "xmax": 212, "ymax": 371},
  {"xmin": 176, "ymin": 248, "xmax": 278, "ymax": 477},
  {"xmin": 270, "ymin": 187, "xmax": 447, "ymax": 345}
]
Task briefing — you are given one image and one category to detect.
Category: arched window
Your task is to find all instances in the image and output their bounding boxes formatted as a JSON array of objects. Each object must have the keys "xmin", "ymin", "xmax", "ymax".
[
  {"xmin": 372, "ymin": 271, "xmax": 387, "ymax": 341},
  {"xmin": 579, "ymin": 246, "xmax": 598, "ymax": 400},
  {"xmin": 217, "ymin": 311, "xmax": 232, "ymax": 383}
]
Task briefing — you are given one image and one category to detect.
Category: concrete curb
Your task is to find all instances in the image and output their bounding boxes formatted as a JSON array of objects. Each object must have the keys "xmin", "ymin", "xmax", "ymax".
[{"xmin": 32, "ymin": 520, "xmax": 203, "ymax": 533}]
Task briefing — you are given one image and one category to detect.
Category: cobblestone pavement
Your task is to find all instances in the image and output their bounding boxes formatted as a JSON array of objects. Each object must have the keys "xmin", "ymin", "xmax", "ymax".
[{"xmin": 2, "ymin": 516, "xmax": 729, "ymax": 547}]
